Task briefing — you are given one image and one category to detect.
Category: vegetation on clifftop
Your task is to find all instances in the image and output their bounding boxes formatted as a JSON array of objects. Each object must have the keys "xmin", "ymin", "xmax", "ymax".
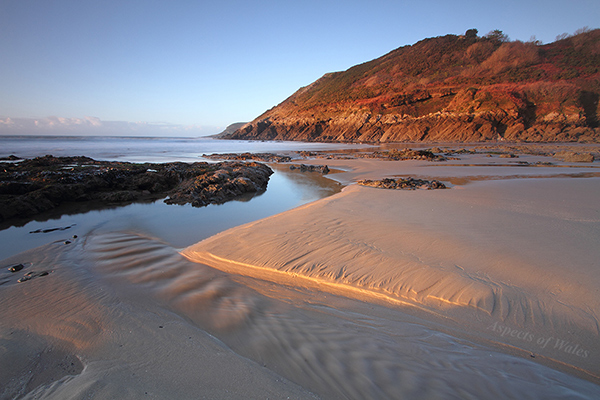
[{"xmin": 226, "ymin": 28, "xmax": 600, "ymax": 143}]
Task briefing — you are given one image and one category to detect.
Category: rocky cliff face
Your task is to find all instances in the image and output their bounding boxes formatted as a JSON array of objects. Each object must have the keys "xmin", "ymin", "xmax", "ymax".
[{"xmin": 225, "ymin": 30, "xmax": 600, "ymax": 143}]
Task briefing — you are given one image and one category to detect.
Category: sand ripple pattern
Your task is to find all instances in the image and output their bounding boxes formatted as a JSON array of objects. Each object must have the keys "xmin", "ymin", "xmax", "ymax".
[
  {"xmin": 86, "ymin": 232, "xmax": 600, "ymax": 399},
  {"xmin": 183, "ymin": 182, "xmax": 600, "ymax": 380},
  {"xmin": 86, "ymin": 232, "xmax": 270, "ymax": 331}
]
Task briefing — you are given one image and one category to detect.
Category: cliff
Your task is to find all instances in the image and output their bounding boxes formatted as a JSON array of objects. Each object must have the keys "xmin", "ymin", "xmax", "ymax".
[
  {"xmin": 225, "ymin": 29, "xmax": 600, "ymax": 143},
  {"xmin": 213, "ymin": 122, "xmax": 247, "ymax": 138}
]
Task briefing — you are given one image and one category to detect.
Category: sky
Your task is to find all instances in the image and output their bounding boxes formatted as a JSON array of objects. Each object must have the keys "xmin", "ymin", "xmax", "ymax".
[{"xmin": 1, "ymin": 0, "xmax": 599, "ymax": 137}]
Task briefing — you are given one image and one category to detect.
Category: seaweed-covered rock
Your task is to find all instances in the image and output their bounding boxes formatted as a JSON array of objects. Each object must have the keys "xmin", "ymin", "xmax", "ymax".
[
  {"xmin": 0, "ymin": 156, "xmax": 274, "ymax": 222},
  {"xmin": 202, "ymin": 152, "xmax": 292, "ymax": 163},
  {"xmin": 289, "ymin": 164, "xmax": 330, "ymax": 174},
  {"xmin": 358, "ymin": 177, "xmax": 446, "ymax": 190},
  {"xmin": 165, "ymin": 162, "xmax": 273, "ymax": 207},
  {"xmin": 359, "ymin": 149, "xmax": 446, "ymax": 161}
]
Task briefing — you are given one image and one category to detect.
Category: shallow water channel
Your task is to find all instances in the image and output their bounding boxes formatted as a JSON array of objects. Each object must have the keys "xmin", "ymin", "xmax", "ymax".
[{"xmin": 0, "ymin": 165, "xmax": 342, "ymax": 260}]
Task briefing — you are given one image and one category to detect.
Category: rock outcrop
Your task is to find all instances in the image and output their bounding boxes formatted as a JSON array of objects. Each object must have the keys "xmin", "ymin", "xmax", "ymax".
[
  {"xmin": 358, "ymin": 177, "xmax": 447, "ymax": 190},
  {"xmin": 164, "ymin": 162, "xmax": 272, "ymax": 207},
  {"xmin": 0, "ymin": 155, "xmax": 273, "ymax": 222},
  {"xmin": 224, "ymin": 30, "xmax": 600, "ymax": 143},
  {"xmin": 358, "ymin": 149, "xmax": 446, "ymax": 161},
  {"xmin": 288, "ymin": 164, "xmax": 330, "ymax": 174},
  {"xmin": 202, "ymin": 152, "xmax": 292, "ymax": 163},
  {"xmin": 552, "ymin": 151, "xmax": 595, "ymax": 162},
  {"xmin": 212, "ymin": 122, "xmax": 248, "ymax": 138}
]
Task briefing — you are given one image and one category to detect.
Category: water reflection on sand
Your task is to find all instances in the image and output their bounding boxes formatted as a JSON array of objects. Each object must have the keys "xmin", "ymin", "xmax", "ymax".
[{"xmin": 0, "ymin": 167, "xmax": 342, "ymax": 260}]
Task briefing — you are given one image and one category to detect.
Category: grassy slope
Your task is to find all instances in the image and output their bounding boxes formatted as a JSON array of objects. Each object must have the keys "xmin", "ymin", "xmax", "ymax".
[{"xmin": 231, "ymin": 30, "xmax": 600, "ymax": 142}]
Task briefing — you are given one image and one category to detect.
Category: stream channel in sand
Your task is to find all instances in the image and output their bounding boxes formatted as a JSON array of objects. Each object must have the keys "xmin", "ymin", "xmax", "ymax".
[{"xmin": 0, "ymin": 164, "xmax": 343, "ymax": 260}]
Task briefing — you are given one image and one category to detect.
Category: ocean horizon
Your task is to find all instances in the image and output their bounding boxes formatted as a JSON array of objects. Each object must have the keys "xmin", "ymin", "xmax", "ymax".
[{"xmin": 0, "ymin": 135, "xmax": 368, "ymax": 163}]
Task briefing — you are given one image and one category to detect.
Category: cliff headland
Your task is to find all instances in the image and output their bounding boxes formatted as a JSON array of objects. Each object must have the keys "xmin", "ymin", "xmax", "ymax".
[{"xmin": 223, "ymin": 29, "xmax": 600, "ymax": 143}]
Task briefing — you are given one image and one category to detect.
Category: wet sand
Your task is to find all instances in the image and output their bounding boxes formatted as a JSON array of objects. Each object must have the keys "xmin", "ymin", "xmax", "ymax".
[{"xmin": 2, "ymin": 146, "xmax": 600, "ymax": 399}]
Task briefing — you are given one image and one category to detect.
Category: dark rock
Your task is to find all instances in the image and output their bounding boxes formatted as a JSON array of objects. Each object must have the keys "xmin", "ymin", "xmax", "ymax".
[
  {"xmin": 360, "ymin": 149, "xmax": 446, "ymax": 161},
  {"xmin": 0, "ymin": 155, "xmax": 21, "ymax": 161},
  {"xmin": 358, "ymin": 177, "xmax": 447, "ymax": 190},
  {"xmin": 17, "ymin": 270, "xmax": 52, "ymax": 283},
  {"xmin": 98, "ymin": 191, "xmax": 139, "ymax": 202},
  {"xmin": 8, "ymin": 264, "xmax": 24, "ymax": 272},
  {"xmin": 0, "ymin": 156, "xmax": 274, "ymax": 223},
  {"xmin": 164, "ymin": 162, "xmax": 273, "ymax": 207},
  {"xmin": 289, "ymin": 164, "xmax": 330, "ymax": 174},
  {"xmin": 202, "ymin": 153, "xmax": 292, "ymax": 163},
  {"xmin": 29, "ymin": 225, "xmax": 75, "ymax": 234}
]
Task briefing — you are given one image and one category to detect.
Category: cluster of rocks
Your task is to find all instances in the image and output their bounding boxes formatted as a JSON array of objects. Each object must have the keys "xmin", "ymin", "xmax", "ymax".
[
  {"xmin": 202, "ymin": 152, "xmax": 292, "ymax": 163},
  {"xmin": 165, "ymin": 162, "xmax": 272, "ymax": 207},
  {"xmin": 4, "ymin": 263, "xmax": 53, "ymax": 284},
  {"xmin": 288, "ymin": 164, "xmax": 330, "ymax": 174},
  {"xmin": 0, "ymin": 155, "xmax": 273, "ymax": 222},
  {"xmin": 359, "ymin": 149, "xmax": 446, "ymax": 161},
  {"xmin": 358, "ymin": 177, "xmax": 447, "ymax": 190},
  {"xmin": 444, "ymin": 148, "xmax": 476, "ymax": 155},
  {"xmin": 553, "ymin": 151, "xmax": 595, "ymax": 163},
  {"xmin": 296, "ymin": 151, "xmax": 321, "ymax": 158},
  {"xmin": 0, "ymin": 155, "xmax": 20, "ymax": 161}
]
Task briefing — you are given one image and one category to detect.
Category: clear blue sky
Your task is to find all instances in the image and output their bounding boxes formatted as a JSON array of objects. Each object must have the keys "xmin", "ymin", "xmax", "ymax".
[{"xmin": 1, "ymin": 0, "xmax": 598, "ymax": 136}]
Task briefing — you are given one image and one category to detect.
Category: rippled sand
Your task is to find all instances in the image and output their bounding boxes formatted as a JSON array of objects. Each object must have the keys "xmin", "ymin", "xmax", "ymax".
[{"xmin": 2, "ymin": 150, "xmax": 600, "ymax": 399}]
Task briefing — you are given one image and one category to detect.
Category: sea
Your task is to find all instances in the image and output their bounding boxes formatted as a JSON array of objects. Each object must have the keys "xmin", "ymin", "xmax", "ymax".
[{"xmin": 0, "ymin": 135, "xmax": 365, "ymax": 260}]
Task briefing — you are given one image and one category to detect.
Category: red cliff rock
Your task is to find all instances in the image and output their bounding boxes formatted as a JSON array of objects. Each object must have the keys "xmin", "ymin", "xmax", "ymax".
[{"xmin": 224, "ymin": 29, "xmax": 600, "ymax": 143}]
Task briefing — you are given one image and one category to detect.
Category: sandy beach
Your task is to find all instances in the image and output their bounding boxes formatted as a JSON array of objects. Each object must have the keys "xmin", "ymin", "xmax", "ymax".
[{"xmin": 2, "ymin": 145, "xmax": 600, "ymax": 399}]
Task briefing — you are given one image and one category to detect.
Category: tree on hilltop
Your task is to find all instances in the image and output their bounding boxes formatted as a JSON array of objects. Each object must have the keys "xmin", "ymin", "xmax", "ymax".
[
  {"xmin": 465, "ymin": 28, "xmax": 478, "ymax": 39},
  {"xmin": 485, "ymin": 29, "xmax": 509, "ymax": 43}
]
